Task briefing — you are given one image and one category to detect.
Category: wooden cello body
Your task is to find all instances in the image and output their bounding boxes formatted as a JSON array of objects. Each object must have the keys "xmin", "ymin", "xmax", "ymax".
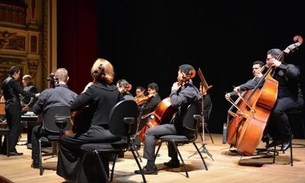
[
  {"xmin": 226, "ymin": 35, "xmax": 303, "ymax": 155},
  {"xmin": 235, "ymin": 73, "xmax": 278, "ymax": 155},
  {"xmin": 226, "ymin": 88, "xmax": 261, "ymax": 146},
  {"xmin": 138, "ymin": 97, "xmax": 176, "ymax": 143}
]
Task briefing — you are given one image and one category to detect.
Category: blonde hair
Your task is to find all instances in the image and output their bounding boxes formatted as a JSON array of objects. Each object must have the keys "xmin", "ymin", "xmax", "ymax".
[{"xmin": 91, "ymin": 58, "xmax": 115, "ymax": 84}]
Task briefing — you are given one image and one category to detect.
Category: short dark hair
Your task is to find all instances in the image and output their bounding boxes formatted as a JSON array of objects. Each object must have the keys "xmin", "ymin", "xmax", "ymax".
[
  {"xmin": 179, "ymin": 64, "xmax": 194, "ymax": 76},
  {"xmin": 117, "ymin": 79, "xmax": 130, "ymax": 88},
  {"xmin": 147, "ymin": 82, "xmax": 159, "ymax": 92},
  {"xmin": 267, "ymin": 48, "xmax": 284, "ymax": 62},
  {"xmin": 253, "ymin": 60, "xmax": 264, "ymax": 67},
  {"xmin": 9, "ymin": 66, "xmax": 20, "ymax": 76},
  {"xmin": 136, "ymin": 86, "xmax": 145, "ymax": 92}
]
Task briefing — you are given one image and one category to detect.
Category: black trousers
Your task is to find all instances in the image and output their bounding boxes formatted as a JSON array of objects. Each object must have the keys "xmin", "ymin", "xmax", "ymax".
[
  {"xmin": 266, "ymin": 97, "xmax": 302, "ymax": 140},
  {"xmin": 3, "ymin": 103, "xmax": 22, "ymax": 152}
]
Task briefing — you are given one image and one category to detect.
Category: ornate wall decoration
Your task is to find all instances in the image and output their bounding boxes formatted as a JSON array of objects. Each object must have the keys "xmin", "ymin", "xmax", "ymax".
[
  {"xmin": 0, "ymin": 2, "xmax": 28, "ymax": 25},
  {"xmin": 0, "ymin": 30, "xmax": 26, "ymax": 50}
]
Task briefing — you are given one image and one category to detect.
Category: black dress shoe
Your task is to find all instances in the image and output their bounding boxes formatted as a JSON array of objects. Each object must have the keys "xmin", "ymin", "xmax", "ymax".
[
  {"xmin": 266, "ymin": 139, "xmax": 283, "ymax": 148},
  {"xmin": 164, "ymin": 159, "xmax": 180, "ymax": 168},
  {"xmin": 3, "ymin": 151, "xmax": 23, "ymax": 156},
  {"xmin": 134, "ymin": 166, "xmax": 158, "ymax": 175},
  {"xmin": 281, "ymin": 134, "xmax": 293, "ymax": 151},
  {"xmin": 281, "ymin": 140, "xmax": 291, "ymax": 151},
  {"xmin": 31, "ymin": 162, "xmax": 39, "ymax": 169}
]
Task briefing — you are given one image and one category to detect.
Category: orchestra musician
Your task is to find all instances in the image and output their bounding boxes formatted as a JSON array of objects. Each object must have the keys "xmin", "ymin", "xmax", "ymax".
[
  {"xmin": 224, "ymin": 60, "xmax": 264, "ymax": 101},
  {"xmin": 20, "ymin": 74, "xmax": 38, "ymax": 114},
  {"xmin": 224, "ymin": 60, "xmax": 266, "ymax": 150},
  {"xmin": 134, "ymin": 64, "xmax": 201, "ymax": 175},
  {"xmin": 134, "ymin": 83, "xmax": 161, "ymax": 150},
  {"xmin": 116, "ymin": 79, "xmax": 135, "ymax": 158},
  {"xmin": 116, "ymin": 79, "xmax": 135, "ymax": 100},
  {"xmin": 56, "ymin": 58, "xmax": 123, "ymax": 183},
  {"xmin": 264, "ymin": 48, "xmax": 304, "ymax": 151},
  {"xmin": 134, "ymin": 86, "xmax": 145, "ymax": 103},
  {"xmin": 225, "ymin": 49, "xmax": 304, "ymax": 152},
  {"xmin": 30, "ymin": 68, "xmax": 77, "ymax": 168},
  {"xmin": 145, "ymin": 82, "xmax": 161, "ymax": 111}
]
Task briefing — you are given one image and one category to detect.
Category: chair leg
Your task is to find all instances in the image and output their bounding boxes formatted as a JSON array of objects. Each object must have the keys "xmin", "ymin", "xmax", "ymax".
[
  {"xmin": 38, "ymin": 139, "xmax": 44, "ymax": 176},
  {"xmin": 154, "ymin": 142, "xmax": 163, "ymax": 160},
  {"xmin": 290, "ymin": 139, "xmax": 293, "ymax": 166},
  {"xmin": 130, "ymin": 149, "xmax": 147, "ymax": 183},
  {"xmin": 93, "ymin": 150, "xmax": 110, "ymax": 183},
  {"xmin": 110, "ymin": 154, "xmax": 118, "ymax": 182},
  {"xmin": 43, "ymin": 141, "xmax": 58, "ymax": 160},
  {"xmin": 172, "ymin": 143, "xmax": 189, "ymax": 178},
  {"xmin": 130, "ymin": 138, "xmax": 142, "ymax": 162},
  {"xmin": 192, "ymin": 142, "xmax": 208, "ymax": 170},
  {"xmin": 6, "ymin": 133, "xmax": 10, "ymax": 157}
]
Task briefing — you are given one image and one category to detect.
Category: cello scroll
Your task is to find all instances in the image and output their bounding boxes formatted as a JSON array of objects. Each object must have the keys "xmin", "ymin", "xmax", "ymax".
[{"xmin": 283, "ymin": 35, "xmax": 303, "ymax": 55}]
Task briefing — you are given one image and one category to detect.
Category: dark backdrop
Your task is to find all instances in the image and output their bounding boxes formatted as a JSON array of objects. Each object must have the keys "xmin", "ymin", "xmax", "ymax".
[{"xmin": 57, "ymin": 1, "xmax": 305, "ymax": 137}]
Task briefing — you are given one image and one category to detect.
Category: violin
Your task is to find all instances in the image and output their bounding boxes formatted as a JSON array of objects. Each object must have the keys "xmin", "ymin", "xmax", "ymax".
[{"xmin": 135, "ymin": 94, "xmax": 154, "ymax": 105}]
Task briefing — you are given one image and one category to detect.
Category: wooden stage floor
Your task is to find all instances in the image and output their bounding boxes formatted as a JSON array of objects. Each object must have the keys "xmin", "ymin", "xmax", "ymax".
[{"xmin": 0, "ymin": 133, "xmax": 305, "ymax": 183}]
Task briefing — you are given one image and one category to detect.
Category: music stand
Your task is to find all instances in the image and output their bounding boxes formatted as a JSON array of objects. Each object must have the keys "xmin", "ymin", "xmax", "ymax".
[{"xmin": 189, "ymin": 68, "xmax": 214, "ymax": 161}]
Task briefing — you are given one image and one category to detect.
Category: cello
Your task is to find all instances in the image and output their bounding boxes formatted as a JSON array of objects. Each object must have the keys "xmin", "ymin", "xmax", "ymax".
[
  {"xmin": 138, "ymin": 97, "xmax": 176, "ymax": 143},
  {"xmin": 226, "ymin": 35, "xmax": 303, "ymax": 155}
]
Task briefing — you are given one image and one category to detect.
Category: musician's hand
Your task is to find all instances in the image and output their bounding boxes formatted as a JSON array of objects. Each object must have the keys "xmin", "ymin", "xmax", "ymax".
[
  {"xmin": 267, "ymin": 57, "xmax": 281, "ymax": 68},
  {"xmin": 225, "ymin": 93, "xmax": 231, "ymax": 101},
  {"xmin": 35, "ymin": 93, "xmax": 40, "ymax": 97},
  {"xmin": 171, "ymin": 82, "xmax": 180, "ymax": 90},
  {"xmin": 200, "ymin": 86, "xmax": 207, "ymax": 96},
  {"xmin": 272, "ymin": 59, "xmax": 281, "ymax": 68},
  {"xmin": 22, "ymin": 105, "xmax": 29, "ymax": 112},
  {"xmin": 233, "ymin": 86, "xmax": 241, "ymax": 93}
]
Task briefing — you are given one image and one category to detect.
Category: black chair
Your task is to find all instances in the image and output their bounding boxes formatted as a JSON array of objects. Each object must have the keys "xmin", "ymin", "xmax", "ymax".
[
  {"xmin": 76, "ymin": 100, "xmax": 147, "ymax": 183},
  {"xmin": 130, "ymin": 103, "xmax": 152, "ymax": 162},
  {"xmin": 38, "ymin": 106, "xmax": 72, "ymax": 175},
  {"xmin": 271, "ymin": 108, "xmax": 305, "ymax": 166},
  {"xmin": 154, "ymin": 100, "xmax": 208, "ymax": 178}
]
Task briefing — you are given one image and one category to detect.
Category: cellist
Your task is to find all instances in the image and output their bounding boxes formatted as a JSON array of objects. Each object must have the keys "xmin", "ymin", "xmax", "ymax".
[
  {"xmin": 225, "ymin": 60, "xmax": 266, "ymax": 151},
  {"xmin": 264, "ymin": 48, "xmax": 304, "ymax": 151},
  {"xmin": 226, "ymin": 49, "xmax": 304, "ymax": 152},
  {"xmin": 134, "ymin": 64, "xmax": 201, "ymax": 175},
  {"xmin": 225, "ymin": 60, "xmax": 264, "ymax": 101}
]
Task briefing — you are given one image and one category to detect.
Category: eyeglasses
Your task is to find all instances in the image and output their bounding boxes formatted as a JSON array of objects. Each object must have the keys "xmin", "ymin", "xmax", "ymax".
[{"xmin": 266, "ymin": 57, "xmax": 273, "ymax": 61}]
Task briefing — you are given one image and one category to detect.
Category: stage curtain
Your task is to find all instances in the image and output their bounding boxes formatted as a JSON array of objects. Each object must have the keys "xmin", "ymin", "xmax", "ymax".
[{"xmin": 57, "ymin": 0, "xmax": 98, "ymax": 94}]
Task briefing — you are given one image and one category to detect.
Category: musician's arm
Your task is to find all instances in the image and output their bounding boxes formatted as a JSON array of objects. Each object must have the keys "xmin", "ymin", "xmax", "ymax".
[
  {"xmin": 71, "ymin": 88, "xmax": 92, "ymax": 111},
  {"xmin": 280, "ymin": 64, "xmax": 300, "ymax": 79},
  {"xmin": 170, "ymin": 85, "xmax": 199, "ymax": 108}
]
